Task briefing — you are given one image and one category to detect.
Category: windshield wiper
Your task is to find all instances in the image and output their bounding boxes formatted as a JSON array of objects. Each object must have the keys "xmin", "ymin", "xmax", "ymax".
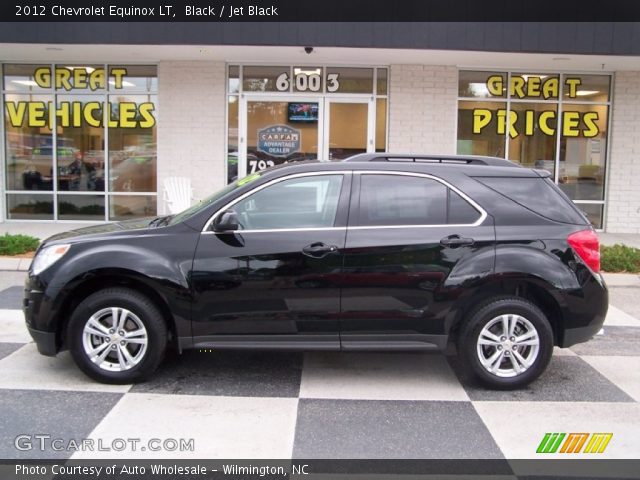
[{"xmin": 148, "ymin": 215, "xmax": 173, "ymax": 227}]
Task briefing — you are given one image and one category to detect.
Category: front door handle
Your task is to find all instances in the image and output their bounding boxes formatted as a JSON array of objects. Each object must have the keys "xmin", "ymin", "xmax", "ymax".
[
  {"xmin": 302, "ymin": 242, "xmax": 339, "ymax": 258},
  {"xmin": 440, "ymin": 235, "xmax": 475, "ymax": 247}
]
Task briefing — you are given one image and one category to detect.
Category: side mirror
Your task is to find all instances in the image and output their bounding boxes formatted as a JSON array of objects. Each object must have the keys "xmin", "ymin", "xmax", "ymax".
[{"xmin": 212, "ymin": 210, "xmax": 239, "ymax": 232}]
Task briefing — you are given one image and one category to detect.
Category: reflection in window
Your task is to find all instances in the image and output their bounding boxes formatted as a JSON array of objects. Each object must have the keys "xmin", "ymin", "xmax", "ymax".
[
  {"xmin": 6, "ymin": 193, "xmax": 53, "ymax": 220},
  {"xmin": 4, "ymin": 94, "xmax": 54, "ymax": 191},
  {"xmin": 508, "ymin": 103, "xmax": 557, "ymax": 171},
  {"xmin": 109, "ymin": 195, "xmax": 157, "ymax": 221},
  {"xmin": 325, "ymin": 67, "xmax": 373, "ymax": 94},
  {"xmin": 108, "ymin": 94, "xmax": 157, "ymax": 193},
  {"xmin": 558, "ymin": 104, "xmax": 608, "ymax": 202},
  {"xmin": 3, "ymin": 64, "xmax": 50, "ymax": 92},
  {"xmin": 58, "ymin": 194, "xmax": 105, "ymax": 220},
  {"xmin": 457, "ymin": 101, "xmax": 506, "ymax": 157},
  {"xmin": 458, "ymin": 71, "xmax": 507, "ymax": 98},
  {"xmin": 56, "ymin": 95, "xmax": 105, "ymax": 192},
  {"xmin": 243, "ymin": 66, "xmax": 289, "ymax": 92}
]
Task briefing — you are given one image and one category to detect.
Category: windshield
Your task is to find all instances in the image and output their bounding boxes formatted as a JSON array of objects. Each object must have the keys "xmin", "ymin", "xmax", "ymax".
[{"xmin": 167, "ymin": 172, "xmax": 262, "ymax": 225}]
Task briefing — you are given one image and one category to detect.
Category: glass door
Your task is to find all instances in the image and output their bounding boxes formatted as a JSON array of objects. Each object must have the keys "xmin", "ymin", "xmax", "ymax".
[
  {"xmin": 323, "ymin": 98, "xmax": 374, "ymax": 160},
  {"xmin": 239, "ymin": 96, "xmax": 322, "ymax": 178}
]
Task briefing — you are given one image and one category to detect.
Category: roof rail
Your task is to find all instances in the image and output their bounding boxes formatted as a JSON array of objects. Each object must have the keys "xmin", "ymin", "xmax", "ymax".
[{"xmin": 342, "ymin": 153, "xmax": 520, "ymax": 168}]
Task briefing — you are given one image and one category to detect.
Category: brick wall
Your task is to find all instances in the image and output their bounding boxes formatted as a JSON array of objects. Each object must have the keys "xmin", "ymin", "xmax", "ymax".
[
  {"xmin": 157, "ymin": 61, "xmax": 226, "ymax": 214},
  {"xmin": 388, "ymin": 65, "xmax": 457, "ymax": 154},
  {"xmin": 606, "ymin": 72, "xmax": 640, "ymax": 233}
]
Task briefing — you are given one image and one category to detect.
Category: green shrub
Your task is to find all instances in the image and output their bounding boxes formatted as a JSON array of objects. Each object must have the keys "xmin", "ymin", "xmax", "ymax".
[
  {"xmin": 601, "ymin": 244, "xmax": 640, "ymax": 273},
  {"xmin": 0, "ymin": 233, "xmax": 40, "ymax": 256}
]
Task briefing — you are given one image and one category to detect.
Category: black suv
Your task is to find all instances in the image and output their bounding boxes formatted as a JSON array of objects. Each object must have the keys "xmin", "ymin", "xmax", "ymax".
[{"xmin": 23, "ymin": 154, "xmax": 607, "ymax": 389}]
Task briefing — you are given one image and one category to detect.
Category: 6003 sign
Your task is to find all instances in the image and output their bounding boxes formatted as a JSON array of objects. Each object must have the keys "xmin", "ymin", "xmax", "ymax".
[{"xmin": 276, "ymin": 72, "xmax": 339, "ymax": 92}]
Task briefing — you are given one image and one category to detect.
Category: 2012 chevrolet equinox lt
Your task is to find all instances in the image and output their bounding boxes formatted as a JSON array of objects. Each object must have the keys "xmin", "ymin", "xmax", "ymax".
[{"xmin": 23, "ymin": 154, "xmax": 608, "ymax": 389}]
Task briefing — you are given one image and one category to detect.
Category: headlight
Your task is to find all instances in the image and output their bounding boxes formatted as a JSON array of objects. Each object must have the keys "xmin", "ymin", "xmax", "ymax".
[{"xmin": 31, "ymin": 244, "xmax": 71, "ymax": 275}]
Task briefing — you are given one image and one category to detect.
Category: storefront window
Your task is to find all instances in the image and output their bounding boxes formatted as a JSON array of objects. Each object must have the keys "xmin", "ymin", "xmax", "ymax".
[
  {"xmin": 242, "ymin": 66, "xmax": 289, "ymax": 92},
  {"xmin": 457, "ymin": 70, "xmax": 611, "ymax": 229},
  {"xmin": 376, "ymin": 98, "xmax": 387, "ymax": 152},
  {"xmin": 326, "ymin": 67, "xmax": 373, "ymax": 94},
  {"xmin": 56, "ymin": 94, "xmax": 105, "ymax": 192},
  {"xmin": 376, "ymin": 68, "xmax": 388, "ymax": 95},
  {"xmin": 6, "ymin": 193, "xmax": 53, "ymax": 220},
  {"xmin": 507, "ymin": 103, "xmax": 558, "ymax": 171},
  {"xmin": 558, "ymin": 103, "xmax": 608, "ymax": 201},
  {"xmin": 3, "ymin": 64, "xmax": 157, "ymax": 221},
  {"xmin": 108, "ymin": 94, "xmax": 157, "ymax": 194},
  {"xmin": 457, "ymin": 101, "xmax": 506, "ymax": 157},
  {"xmin": 228, "ymin": 66, "xmax": 239, "ymax": 94},
  {"xmin": 227, "ymin": 95, "xmax": 239, "ymax": 183},
  {"xmin": 227, "ymin": 64, "xmax": 388, "ymax": 181},
  {"xmin": 458, "ymin": 71, "xmax": 507, "ymax": 98},
  {"xmin": 109, "ymin": 195, "xmax": 157, "ymax": 221},
  {"xmin": 4, "ymin": 93, "xmax": 54, "ymax": 191},
  {"xmin": 3, "ymin": 64, "xmax": 50, "ymax": 93}
]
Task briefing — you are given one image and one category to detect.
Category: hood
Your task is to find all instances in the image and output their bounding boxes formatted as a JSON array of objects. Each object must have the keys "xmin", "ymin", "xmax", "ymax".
[{"xmin": 43, "ymin": 217, "xmax": 155, "ymax": 244}]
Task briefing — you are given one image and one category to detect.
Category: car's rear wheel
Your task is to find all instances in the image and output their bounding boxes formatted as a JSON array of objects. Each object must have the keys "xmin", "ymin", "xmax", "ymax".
[
  {"xmin": 458, "ymin": 297, "xmax": 553, "ymax": 389},
  {"xmin": 68, "ymin": 288, "xmax": 167, "ymax": 384}
]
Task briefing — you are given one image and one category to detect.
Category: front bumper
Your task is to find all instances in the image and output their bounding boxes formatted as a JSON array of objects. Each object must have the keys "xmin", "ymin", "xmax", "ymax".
[
  {"xmin": 23, "ymin": 280, "xmax": 59, "ymax": 356},
  {"xmin": 27, "ymin": 327, "xmax": 57, "ymax": 356}
]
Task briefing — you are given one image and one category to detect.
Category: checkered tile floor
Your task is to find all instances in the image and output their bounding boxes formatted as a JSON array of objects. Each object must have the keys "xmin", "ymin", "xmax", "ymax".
[{"xmin": 1, "ymin": 279, "xmax": 639, "ymax": 460}]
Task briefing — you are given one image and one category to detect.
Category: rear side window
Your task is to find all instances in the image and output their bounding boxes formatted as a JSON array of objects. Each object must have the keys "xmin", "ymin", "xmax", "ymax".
[
  {"xmin": 476, "ymin": 176, "xmax": 587, "ymax": 224},
  {"xmin": 356, "ymin": 174, "xmax": 481, "ymax": 226}
]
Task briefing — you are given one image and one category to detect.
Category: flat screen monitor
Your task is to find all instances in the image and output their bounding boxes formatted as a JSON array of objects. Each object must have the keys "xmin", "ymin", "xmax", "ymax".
[{"xmin": 288, "ymin": 102, "xmax": 319, "ymax": 122}]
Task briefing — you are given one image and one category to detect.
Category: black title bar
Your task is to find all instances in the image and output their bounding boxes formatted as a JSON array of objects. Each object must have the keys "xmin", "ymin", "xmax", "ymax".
[{"xmin": 3, "ymin": 0, "xmax": 640, "ymax": 22}]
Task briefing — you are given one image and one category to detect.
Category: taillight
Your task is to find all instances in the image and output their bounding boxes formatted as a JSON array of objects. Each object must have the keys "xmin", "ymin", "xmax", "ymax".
[{"xmin": 567, "ymin": 229, "xmax": 600, "ymax": 273}]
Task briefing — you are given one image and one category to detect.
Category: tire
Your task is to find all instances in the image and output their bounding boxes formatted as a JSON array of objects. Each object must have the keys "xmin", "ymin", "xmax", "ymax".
[
  {"xmin": 67, "ymin": 288, "xmax": 167, "ymax": 384},
  {"xmin": 457, "ymin": 296, "xmax": 553, "ymax": 390}
]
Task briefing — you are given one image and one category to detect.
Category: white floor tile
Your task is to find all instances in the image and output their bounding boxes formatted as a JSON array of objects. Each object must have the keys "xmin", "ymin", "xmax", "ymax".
[
  {"xmin": 581, "ymin": 355, "xmax": 640, "ymax": 402},
  {"xmin": 0, "ymin": 343, "xmax": 130, "ymax": 393},
  {"xmin": 553, "ymin": 347, "xmax": 577, "ymax": 356},
  {"xmin": 604, "ymin": 305, "xmax": 640, "ymax": 327},
  {"xmin": 300, "ymin": 352, "xmax": 469, "ymax": 401},
  {"xmin": 73, "ymin": 393, "xmax": 298, "ymax": 459},
  {"xmin": 473, "ymin": 401, "xmax": 640, "ymax": 459},
  {"xmin": 0, "ymin": 309, "xmax": 32, "ymax": 343}
]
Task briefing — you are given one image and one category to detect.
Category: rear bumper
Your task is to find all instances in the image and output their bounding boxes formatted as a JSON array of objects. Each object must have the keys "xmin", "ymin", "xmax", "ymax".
[{"xmin": 560, "ymin": 322, "xmax": 605, "ymax": 348}]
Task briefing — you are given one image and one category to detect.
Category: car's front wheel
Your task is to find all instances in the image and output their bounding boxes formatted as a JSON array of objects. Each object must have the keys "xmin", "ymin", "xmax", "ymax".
[
  {"xmin": 68, "ymin": 288, "xmax": 167, "ymax": 384},
  {"xmin": 458, "ymin": 297, "xmax": 553, "ymax": 389}
]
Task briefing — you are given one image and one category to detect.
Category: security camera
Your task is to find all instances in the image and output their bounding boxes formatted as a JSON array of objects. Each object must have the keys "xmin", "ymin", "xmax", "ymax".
[{"xmin": 304, "ymin": 46, "xmax": 314, "ymax": 54}]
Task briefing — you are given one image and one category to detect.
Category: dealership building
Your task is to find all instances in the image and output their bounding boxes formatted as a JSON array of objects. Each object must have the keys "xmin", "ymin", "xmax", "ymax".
[{"xmin": 0, "ymin": 22, "xmax": 639, "ymax": 232}]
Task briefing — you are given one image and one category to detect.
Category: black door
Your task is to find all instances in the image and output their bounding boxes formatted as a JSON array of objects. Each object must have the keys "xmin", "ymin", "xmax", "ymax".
[
  {"xmin": 191, "ymin": 172, "xmax": 350, "ymax": 349},
  {"xmin": 339, "ymin": 172, "xmax": 495, "ymax": 349}
]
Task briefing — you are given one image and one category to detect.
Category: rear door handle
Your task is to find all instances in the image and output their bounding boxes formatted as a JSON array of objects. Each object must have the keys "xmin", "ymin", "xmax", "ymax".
[
  {"xmin": 302, "ymin": 242, "xmax": 339, "ymax": 258},
  {"xmin": 440, "ymin": 235, "xmax": 475, "ymax": 247}
]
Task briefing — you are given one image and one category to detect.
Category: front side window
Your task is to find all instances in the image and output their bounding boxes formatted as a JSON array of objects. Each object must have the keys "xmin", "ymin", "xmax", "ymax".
[{"xmin": 232, "ymin": 174, "xmax": 343, "ymax": 230}]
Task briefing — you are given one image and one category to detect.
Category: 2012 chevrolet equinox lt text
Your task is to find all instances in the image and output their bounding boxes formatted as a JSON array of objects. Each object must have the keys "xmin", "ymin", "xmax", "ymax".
[{"xmin": 23, "ymin": 154, "xmax": 608, "ymax": 389}]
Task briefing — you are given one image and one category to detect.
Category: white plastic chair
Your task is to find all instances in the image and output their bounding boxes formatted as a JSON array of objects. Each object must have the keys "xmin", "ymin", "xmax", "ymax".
[{"xmin": 163, "ymin": 177, "xmax": 193, "ymax": 214}]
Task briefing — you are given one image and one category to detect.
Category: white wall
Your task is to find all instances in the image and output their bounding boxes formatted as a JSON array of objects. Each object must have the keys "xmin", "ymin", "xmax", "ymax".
[
  {"xmin": 157, "ymin": 61, "xmax": 226, "ymax": 213},
  {"xmin": 388, "ymin": 65, "xmax": 457, "ymax": 154},
  {"xmin": 606, "ymin": 72, "xmax": 640, "ymax": 233}
]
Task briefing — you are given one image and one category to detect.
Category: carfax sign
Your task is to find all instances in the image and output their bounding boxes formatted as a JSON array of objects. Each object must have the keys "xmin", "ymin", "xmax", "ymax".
[{"xmin": 257, "ymin": 125, "xmax": 301, "ymax": 158}]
